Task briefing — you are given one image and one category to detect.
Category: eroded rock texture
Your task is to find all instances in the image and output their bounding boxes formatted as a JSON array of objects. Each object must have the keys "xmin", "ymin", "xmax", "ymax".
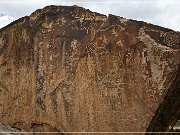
[
  {"xmin": 0, "ymin": 124, "xmax": 28, "ymax": 134},
  {"xmin": 0, "ymin": 5, "xmax": 180, "ymax": 133}
]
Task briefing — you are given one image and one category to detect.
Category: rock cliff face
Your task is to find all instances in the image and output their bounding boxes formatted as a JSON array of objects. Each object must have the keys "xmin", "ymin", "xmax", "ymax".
[{"xmin": 0, "ymin": 5, "xmax": 180, "ymax": 133}]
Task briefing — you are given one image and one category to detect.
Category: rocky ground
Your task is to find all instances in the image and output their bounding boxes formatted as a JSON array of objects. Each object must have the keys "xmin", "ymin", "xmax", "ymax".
[{"xmin": 0, "ymin": 124, "xmax": 25, "ymax": 135}]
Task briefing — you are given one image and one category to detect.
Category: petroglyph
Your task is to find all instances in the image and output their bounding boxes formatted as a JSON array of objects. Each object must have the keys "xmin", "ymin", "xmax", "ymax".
[
  {"xmin": 163, "ymin": 31, "xmax": 179, "ymax": 47},
  {"xmin": 35, "ymin": 41, "xmax": 47, "ymax": 110},
  {"xmin": 118, "ymin": 17, "xmax": 129, "ymax": 25}
]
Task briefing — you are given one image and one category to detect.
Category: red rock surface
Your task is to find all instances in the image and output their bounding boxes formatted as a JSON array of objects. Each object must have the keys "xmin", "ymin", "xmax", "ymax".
[{"xmin": 0, "ymin": 5, "xmax": 180, "ymax": 133}]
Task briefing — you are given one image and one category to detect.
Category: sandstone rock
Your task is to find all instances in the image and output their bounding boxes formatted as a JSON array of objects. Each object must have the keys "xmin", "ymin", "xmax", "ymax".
[{"xmin": 0, "ymin": 5, "xmax": 180, "ymax": 133}]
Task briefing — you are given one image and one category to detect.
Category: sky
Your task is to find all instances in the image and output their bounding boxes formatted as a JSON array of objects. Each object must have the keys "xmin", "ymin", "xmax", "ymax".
[{"xmin": 0, "ymin": 0, "xmax": 180, "ymax": 31}]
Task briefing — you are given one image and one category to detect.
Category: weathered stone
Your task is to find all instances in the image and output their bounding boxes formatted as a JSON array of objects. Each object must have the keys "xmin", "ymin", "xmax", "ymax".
[
  {"xmin": 0, "ymin": 124, "xmax": 28, "ymax": 135},
  {"xmin": 0, "ymin": 5, "xmax": 180, "ymax": 133}
]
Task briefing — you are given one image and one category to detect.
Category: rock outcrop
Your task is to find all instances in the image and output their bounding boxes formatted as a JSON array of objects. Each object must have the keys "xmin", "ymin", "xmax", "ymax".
[{"xmin": 0, "ymin": 5, "xmax": 180, "ymax": 133}]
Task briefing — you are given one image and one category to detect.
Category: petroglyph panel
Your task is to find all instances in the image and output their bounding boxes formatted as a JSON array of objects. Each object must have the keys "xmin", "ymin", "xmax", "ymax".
[{"xmin": 0, "ymin": 5, "xmax": 180, "ymax": 133}]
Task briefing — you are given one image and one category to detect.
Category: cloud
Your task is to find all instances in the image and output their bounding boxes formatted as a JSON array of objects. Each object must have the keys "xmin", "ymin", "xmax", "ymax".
[
  {"xmin": 0, "ymin": 15, "xmax": 14, "ymax": 28},
  {"xmin": 0, "ymin": 0, "xmax": 180, "ymax": 31},
  {"xmin": 0, "ymin": 14, "xmax": 4, "ymax": 17}
]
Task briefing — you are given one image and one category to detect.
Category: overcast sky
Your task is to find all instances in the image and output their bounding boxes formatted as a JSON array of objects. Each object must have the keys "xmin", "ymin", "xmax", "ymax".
[{"xmin": 0, "ymin": 0, "xmax": 180, "ymax": 31}]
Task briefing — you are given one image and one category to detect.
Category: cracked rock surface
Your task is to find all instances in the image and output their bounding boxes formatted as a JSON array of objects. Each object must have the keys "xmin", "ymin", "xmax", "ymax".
[{"xmin": 0, "ymin": 5, "xmax": 180, "ymax": 133}]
